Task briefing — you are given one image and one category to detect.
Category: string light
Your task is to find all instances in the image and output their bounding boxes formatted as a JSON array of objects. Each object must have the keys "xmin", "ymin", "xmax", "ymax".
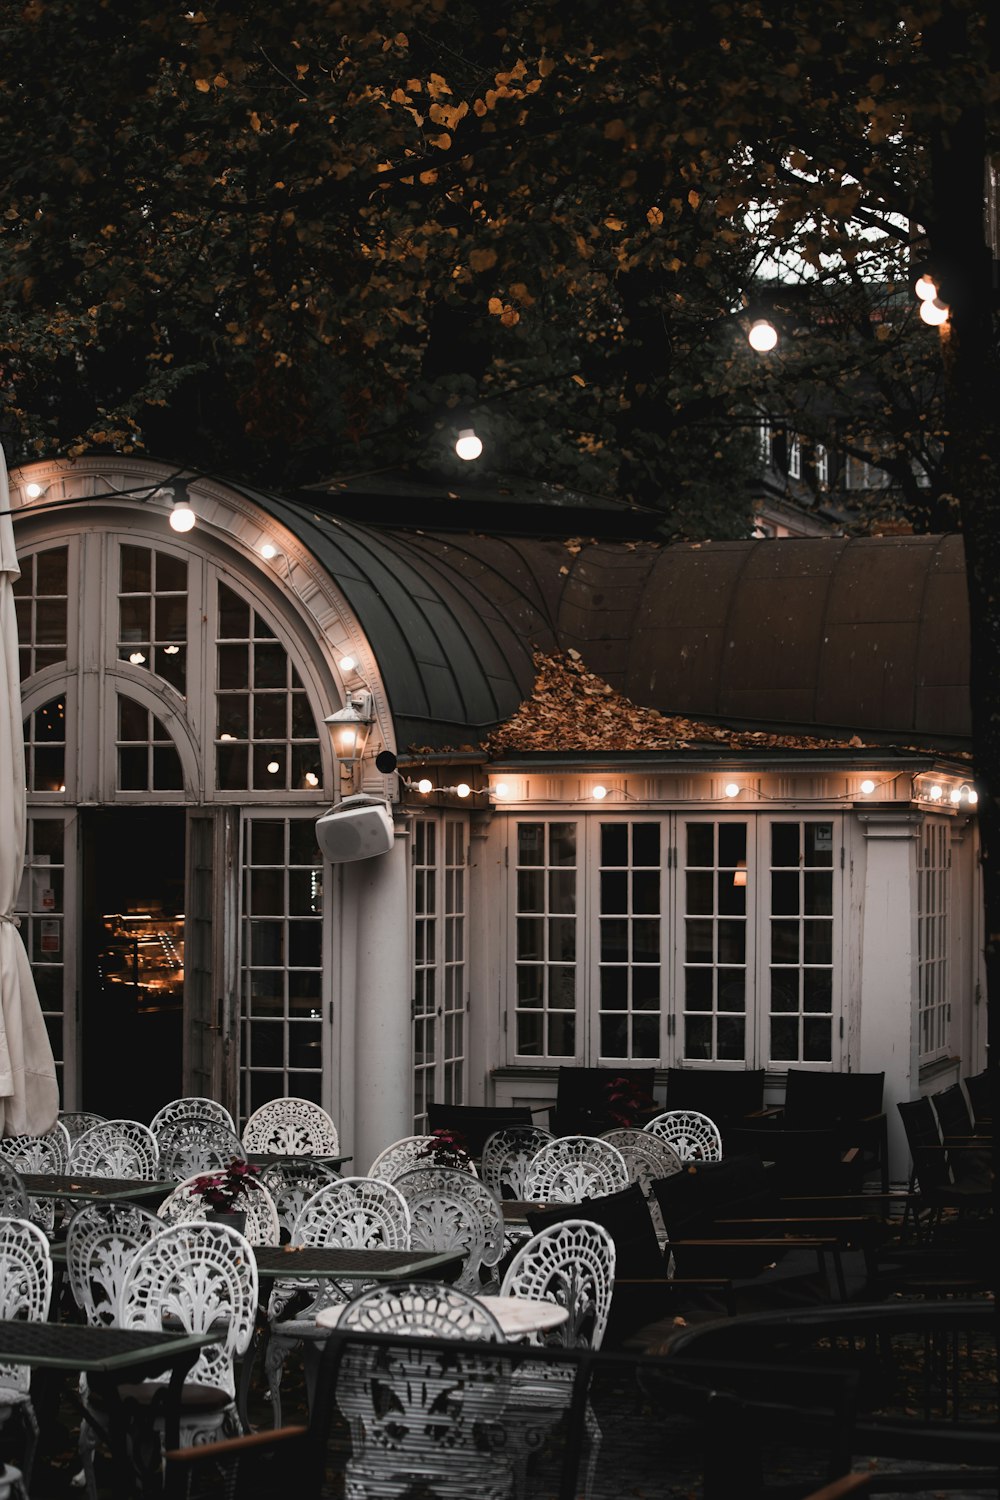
[
  {"xmin": 455, "ymin": 428, "xmax": 484, "ymax": 461},
  {"xmin": 859, "ymin": 779, "xmax": 876, "ymax": 795},
  {"xmin": 747, "ymin": 318, "xmax": 778, "ymax": 352}
]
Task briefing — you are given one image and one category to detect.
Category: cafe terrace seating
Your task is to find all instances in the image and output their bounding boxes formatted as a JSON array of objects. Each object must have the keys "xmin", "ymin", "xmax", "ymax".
[
  {"xmin": 156, "ymin": 1171, "xmax": 281, "ymax": 1246},
  {"xmin": 480, "ymin": 1125, "xmax": 554, "ymax": 1200},
  {"xmin": 68, "ymin": 1119, "xmax": 160, "ymax": 1180},
  {"xmin": 154, "ymin": 1118, "xmax": 248, "ymax": 1180},
  {"xmin": 644, "ymin": 1108, "xmax": 724, "ymax": 1161},
  {"xmin": 150, "ymin": 1096, "xmax": 236, "ymax": 1135},
  {"xmin": 241, "ymin": 1097, "xmax": 339, "ymax": 1157},
  {"xmin": 264, "ymin": 1175, "xmax": 411, "ymax": 1426},
  {"xmin": 522, "ymin": 1135, "xmax": 629, "ymax": 1202},
  {"xmin": 259, "ymin": 1157, "xmax": 342, "ymax": 1242},
  {"xmin": 0, "ymin": 1218, "xmax": 52, "ymax": 1489},
  {"xmin": 66, "ymin": 1202, "xmax": 163, "ymax": 1500},
  {"xmin": 394, "ymin": 1164, "xmax": 505, "ymax": 1293},
  {"xmin": 368, "ymin": 1133, "xmax": 480, "ymax": 1182}
]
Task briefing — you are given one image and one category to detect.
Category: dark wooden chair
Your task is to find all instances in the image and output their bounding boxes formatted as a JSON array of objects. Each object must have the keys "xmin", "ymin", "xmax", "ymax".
[
  {"xmin": 780, "ymin": 1070, "xmax": 888, "ymax": 1193},
  {"xmin": 424, "ymin": 1101, "xmax": 533, "ymax": 1158},
  {"xmin": 896, "ymin": 1096, "xmax": 992, "ymax": 1240},
  {"xmin": 931, "ymin": 1081, "xmax": 991, "ymax": 1143},
  {"xmin": 665, "ymin": 1068, "xmax": 766, "ymax": 1146},
  {"xmin": 549, "ymin": 1065, "xmax": 657, "ymax": 1136},
  {"xmin": 964, "ymin": 1068, "xmax": 994, "ymax": 1129}
]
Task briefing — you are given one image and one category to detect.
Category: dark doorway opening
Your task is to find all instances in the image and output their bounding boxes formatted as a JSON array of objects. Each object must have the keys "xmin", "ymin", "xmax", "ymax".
[{"xmin": 80, "ymin": 808, "xmax": 185, "ymax": 1120}]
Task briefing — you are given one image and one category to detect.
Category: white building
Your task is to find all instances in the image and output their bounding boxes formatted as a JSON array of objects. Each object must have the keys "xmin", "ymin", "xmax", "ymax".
[{"xmin": 10, "ymin": 457, "xmax": 979, "ymax": 1179}]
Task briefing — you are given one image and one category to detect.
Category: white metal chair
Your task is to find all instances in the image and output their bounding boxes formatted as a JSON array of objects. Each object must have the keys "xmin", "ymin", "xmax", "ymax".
[
  {"xmin": 644, "ymin": 1109, "xmax": 723, "ymax": 1162},
  {"xmin": 394, "ymin": 1165, "xmax": 505, "ymax": 1293},
  {"xmin": 368, "ymin": 1134, "xmax": 479, "ymax": 1183},
  {"xmin": 112, "ymin": 1221, "xmax": 259, "ymax": 1457},
  {"xmin": 333, "ymin": 1284, "xmax": 510, "ymax": 1500},
  {"xmin": 0, "ymin": 1124, "xmax": 71, "ymax": 1235},
  {"xmin": 480, "ymin": 1126, "xmax": 554, "ymax": 1200},
  {"xmin": 58, "ymin": 1111, "xmax": 107, "ymax": 1147},
  {"xmin": 150, "ymin": 1097, "xmax": 236, "ymax": 1135},
  {"xmin": 523, "ymin": 1135, "xmax": 629, "ymax": 1202},
  {"xmin": 0, "ymin": 1218, "xmax": 53, "ymax": 1488},
  {"xmin": 264, "ymin": 1175, "xmax": 411, "ymax": 1427},
  {"xmin": 156, "ymin": 1172, "xmax": 281, "ymax": 1246},
  {"xmin": 499, "ymin": 1219, "xmax": 616, "ymax": 1498},
  {"xmin": 600, "ymin": 1127, "xmax": 683, "ymax": 1240},
  {"xmin": 68, "ymin": 1119, "xmax": 160, "ymax": 1179},
  {"xmin": 241, "ymin": 1097, "xmax": 339, "ymax": 1156},
  {"xmin": 259, "ymin": 1157, "xmax": 342, "ymax": 1242},
  {"xmin": 0, "ymin": 1163, "xmax": 28, "ymax": 1221},
  {"xmin": 154, "ymin": 1118, "xmax": 247, "ymax": 1180},
  {"xmin": 65, "ymin": 1202, "xmax": 163, "ymax": 1500}
]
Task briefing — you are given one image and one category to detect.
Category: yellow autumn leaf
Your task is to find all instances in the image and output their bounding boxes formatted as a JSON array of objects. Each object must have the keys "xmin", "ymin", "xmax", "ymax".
[
  {"xmin": 488, "ymin": 297, "xmax": 504, "ymax": 315},
  {"xmin": 391, "ymin": 88, "xmax": 408, "ymax": 105},
  {"xmin": 571, "ymin": 374, "xmax": 586, "ymax": 387},
  {"xmin": 428, "ymin": 72, "xmax": 452, "ymax": 98},
  {"xmin": 687, "ymin": 189, "xmax": 701, "ymax": 210},
  {"xmin": 604, "ymin": 216, "xmax": 625, "ymax": 231},
  {"xmin": 194, "ymin": 77, "xmax": 210, "ymax": 92},
  {"xmin": 473, "ymin": 98, "xmax": 488, "ymax": 117},
  {"xmin": 538, "ymin": 55, "xmax": 555, "ymax": 77},
  {"xmin": 604, "ymin": 119, "xmax": 627, "ymax": 141},
  {"xmin": 647, "ymin": 206, "xmax": 663, "ymax": 227},
  {"xmin": 428, "ymin": 132, "xmax": 451, "ymax": 150},
  {"xmin": 470, "ymin": 248, "xmax": 498, "ymax": 271},
  {"xmin": 509, "ymin": 282, "xmax": 535, "ymax": 306},
  {"xmin": 500, "ymin": 307, "xmax": 520, "ymax": 326}
]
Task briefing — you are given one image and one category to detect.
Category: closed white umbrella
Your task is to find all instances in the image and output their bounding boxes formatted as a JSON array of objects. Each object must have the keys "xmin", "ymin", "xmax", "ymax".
[{"xmin": 0, "ymin": 445, "xmax": 58, "ymax": 1136}]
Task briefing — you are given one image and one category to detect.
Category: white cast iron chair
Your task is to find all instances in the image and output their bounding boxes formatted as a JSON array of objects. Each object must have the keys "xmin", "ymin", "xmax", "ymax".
[
  {"xmin": 150, "ymin": 1097, "xmax": 236, "ymax": 1135},
  {"xmin": 600, "ymin": 1126, "xmax": 683, "ymax": 1241},
  {"xmin": 259, "ymin": 1157, "xmax": 342, "ymax": 1242},
  {"xmin": 154, "ymin": 1120, "xmax": 247, "ymax": 1181},
  {"xmin": 68, "ymin": 1119, "xmax": 160, "ymax": 1179},
  {"xmin": 368, "ymin": 1135, "xmax": 479, "ymax": 1183},
  {"xmin": 264, "ymin": 1175, "xmax": 411, "ymax": 1427},
  {"xmin": 0, "ymin": 1218, "xmax": 53, "ymax": 1488},
  {"xmin": 523, "ymin": 1136, "xmax": 629, "ymax": 1203},
  {"xmin": 644, "ymin": 1109, "xmax": 723, "ymax": 1162},
  {"xmin": 241, "ymin": 1097, "xmax": 339, "ymax": 1156},
  {"xmin": 480, "ymin": 1126, "xmax": 555, "ymax": 1200},
  {"xmin": 394, "ymin": 1165, "xmax": 505, "ymax": 1292},
  {"xmin": 156, "ymin": 1172, "xmax": 281, "ymax": 1246}
]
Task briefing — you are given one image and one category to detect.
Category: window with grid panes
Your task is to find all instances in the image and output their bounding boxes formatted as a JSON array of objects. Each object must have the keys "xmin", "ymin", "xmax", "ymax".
[
  {"xmin": 918, "ymin": 818, "xmax": 950, "ymax": 1062},
  {"xmin": 681, "ymin": 821, "xmax": 748, "ymax": 1061},
  {"xmin": 118, "ymin": 545, "xmax": 187, "ymax": 695},
  {"xmin": 598, "ymin": 822, "xmax": 661, "ymax": 1058},
  {"xmin": 22, "ymin": 697, "xmax": 66, "ymax": 795},
  {"xmin": 412, "ymin": 817, "xmax": 467, "ymax": 1131},
  {"xmin": 216, "ymin": 581, "xmax": 322, "ymax": 792},
  {"xmin": 116, "ymin": 695, "xmax": 184, "ymax": 792},
  {"xmin": 240, "ymin": 817, "xmax": 324, "ymax": 1116},
  {"xmin": 13, "ymin": 547, "xmax": 68, "ymax": 681},
  {"xmin": 768, "ymin": 820, "xmax": 835, "ymax": 1063},
  {"xmin": 514, "ymin": 821, "xmax": 577, "ymax": 1058},
  {"xmin": 15, "ymin": 818, "xmax": 67, "ymax": 1092}
]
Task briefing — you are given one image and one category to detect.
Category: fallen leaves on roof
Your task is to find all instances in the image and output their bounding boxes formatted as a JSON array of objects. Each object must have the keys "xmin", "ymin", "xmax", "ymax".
[{"xmin": 481, "ymin": 651, "xmax": 881, "ymax": 754}]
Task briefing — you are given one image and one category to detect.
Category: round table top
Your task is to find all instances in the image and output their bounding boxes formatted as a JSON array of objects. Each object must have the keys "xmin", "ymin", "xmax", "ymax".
[{"xmin": 316, "ymin": 1293, "xmax": 568, "ymax": 1339}]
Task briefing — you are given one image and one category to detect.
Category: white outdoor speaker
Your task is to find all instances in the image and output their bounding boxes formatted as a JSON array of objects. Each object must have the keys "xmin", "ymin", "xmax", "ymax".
[{"xmin": 315, "ymin": 795, "xmax": 394, "ymax": 864}]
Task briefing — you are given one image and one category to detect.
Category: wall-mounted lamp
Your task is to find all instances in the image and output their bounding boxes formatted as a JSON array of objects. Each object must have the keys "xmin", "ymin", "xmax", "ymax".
[{"xmin": 324, "ymin": 690, "xmax": 373, "ymax": 791}]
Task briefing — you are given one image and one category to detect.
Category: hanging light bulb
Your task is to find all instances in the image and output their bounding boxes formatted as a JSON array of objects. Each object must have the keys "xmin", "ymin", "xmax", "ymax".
[
  {"xmin": 747, "ymin": 318, "xmax": 778, "ymax": 352},
  {"xmin": 455, "ymin": 782, "xmax": 472, "ymax": 798},
  {"xmin": 455, "ymin": 428, "xmax": 483, "ymax": 461},
  {"xmin": 914, "ymin": 274, "xmax": 938, "ymax": 302},
  {"xmin": 919, "ymin": 298, "xmax": 949, "ymax": 327},
  {"xmin": 417, "ymin": 778, "xmax": 433, "ymax": 794},
  {"xmin": 169, "ymin": 498, "xmax": 196, "ymax": 532},
  {"xmin": 260, "ymin": 542, "xmax": 279, "ymax": 560}
]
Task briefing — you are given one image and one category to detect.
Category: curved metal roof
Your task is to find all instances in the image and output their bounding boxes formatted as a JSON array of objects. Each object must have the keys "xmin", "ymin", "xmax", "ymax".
[{"xmin": 243, "ymin": 491, "xmax": 970, "ymax": 752}]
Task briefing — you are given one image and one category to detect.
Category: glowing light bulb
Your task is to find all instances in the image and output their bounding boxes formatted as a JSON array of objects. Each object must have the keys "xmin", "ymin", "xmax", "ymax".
[
  {"xmin": 968, "ymin": 789, "xmax": 979, "ymax": 805},
  {"xmin": 747, "ymin": 318, "xmax": 778, "ymax": 352},
  {"xmin": 260, "ymin": 542, "xmax": 278, "ymax": 560},
  {"xmin": 455, "ymin": 428, "xmax": 483, "ymax": 461},
  {"xmin": 919, "ymin": 298, "xmax": 949, "ymax": 327},
  {"xmin": 267, "ymin": 759, "xmax": 280, "ymax": 774},
  {"xmin": 724, "ymin": 782, "xmax": 740, "ymax": 798},
  {"xmin": 304, "ymin": 772, "xmax": 319, "ymax": 787},
  {"xmin": 455, "ymin": 782, "xmax": 471, "ymax": 798},
  {"xmin": 493, "ymin": 782, "xmax": 510, "ymax": 799},
  {"xmin": 914, "ymin": 274, "xmax": 937, "ymax": 301},
  {"xmin": 950, "ymin": 788, "xmax": 962, "ymax": 804},
  {"xmin": 928, "ymin": 784, "xmax": 942, "ymax": 800},
  {"xmin": 25, "ymin": 482, "xmax": 44, "ymax": 500},
  {"xmin": 339, "ymin": 655, "xmax": 357, "ymax": 674},
  {"xmin": 169, "ymin": 501, "xmax": 196, "ymax": 532},
  {"xmin": 417, "ymin": 778, "xmax": 433, "ymax": 794},
  {"xmin": 860, "ymin": 779, "xmax": 876, "ymax": 795},
  {"xmin": 592, "ymin": 785, "xmax": 608, "ymax": 800}
]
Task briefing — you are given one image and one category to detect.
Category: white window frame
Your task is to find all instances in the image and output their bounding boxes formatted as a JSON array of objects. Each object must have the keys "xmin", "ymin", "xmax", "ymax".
[
  {"xmin": 917, "ymin": 817, "xmax": 951, "ymax": 1064},
  {"xmin": 411, "ymin": 814, "xmax": 469, "ymax": 1130},
  {"xmin": 504, "ymin": 812, "xmax": 846, "ymax": 1070}
]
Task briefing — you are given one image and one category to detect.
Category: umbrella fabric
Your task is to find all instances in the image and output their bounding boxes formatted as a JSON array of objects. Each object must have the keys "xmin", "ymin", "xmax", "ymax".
[{"xmin": 0, "ymin": 446, "xmax": 58, "ymax": 1136}]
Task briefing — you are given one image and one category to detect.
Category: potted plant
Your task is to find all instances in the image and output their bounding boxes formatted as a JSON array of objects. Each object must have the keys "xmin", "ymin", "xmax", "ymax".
[
  {"xmin": 604, "ymin": 1075, "xmax": 658, "ymax": 1129},
  {"xmin": 419, "ymin": 1128, "xmax": 473, "ymax": 1171},
  {"xmin": 189, "ymin": 1157, "xmax": 260, "ymax": 1233}
]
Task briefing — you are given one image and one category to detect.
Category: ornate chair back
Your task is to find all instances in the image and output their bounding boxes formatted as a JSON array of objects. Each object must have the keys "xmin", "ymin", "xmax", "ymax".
[
  {"xmin": 58, "ymin": 1112, "xmax": 107, "ymax": 1148},
  {"xmin": 0, "ymin": 1161, "xmax": 28, "ymax": 1220},
  {"xmin": 154, "ymin": 1118, "xmax": 247, "ymax": 1180},
  {"xmin": 480, "ymin": 1126, "xmax": 554, "ymax": 1200},
  {"xmin": 500, "ymin": 1219, "xmax": 616, "ymax": 1349},
  {"xmin": 0, "ymin": 1124, "xmax": 69, "ymax": 1174},
  {"xmin": 118, "ymin": 1222, "xmax": 258, "ymax": 1403},
  {"xmin": 156, "ymin": 1172, "xmax": 281, "ymax": 1246},
  {"xmin": 241, "ymin": 1097, "xmax": 339, "ymax": 1156},
  {"xmin": 394, "ymin": 1166, "xmax": 505, "ymax": 1292},
  {"xmin": 150, "ymin": 1097, "xmax": 236, "ymax": 1134},
  {"xmin": 644, "ymin": 1109, "xmax": 723, "ymax": 1162},
  {"xmin": 65, "ymin": 1202, "xmax": 161, "ymax": 1327},
  {"xmin": 292, "ymin": 1175, "xmax": 411, "ymax": 1249},
  {"xmin": 68, "ymin": 1119, "xmax": 160, "ymax": 1180},
  {"xmin": 259, "ymin": 1157, "xmax": 342, "ymax": 1241},
  {"xmin": 524, "ymin": 1135, "xmax": 629, "ymax": 1203},
  {"xmin": 368, "ymin": 1135, "xmax": 479, "ymax": 1183},
  {"xmin": 0, "ymin": 1219, "xmax": 53, "ymax": 1398},
  {"xmin": 600, "ymin": 1127, "xmax": 682, "ymax": 1239},
  {"xmin": 337, "ymin": 1280, "xmax": 505, "ymax": 1340}
]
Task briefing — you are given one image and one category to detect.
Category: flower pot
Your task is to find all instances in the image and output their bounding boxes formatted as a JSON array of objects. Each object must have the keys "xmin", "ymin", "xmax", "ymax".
[{"xmin": 206, "ymin": 1210, "xmax": 248, "ymax": 1235}]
